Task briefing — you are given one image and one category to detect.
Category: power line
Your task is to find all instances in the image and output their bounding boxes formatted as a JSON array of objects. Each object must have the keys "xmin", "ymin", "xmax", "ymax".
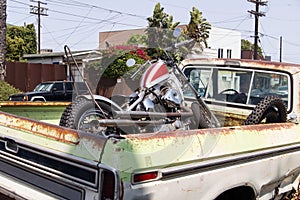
[
  {"xmin": 41, "ymin": 21, "xmax": 60, "ymax": 47},
  {"xmin": 58, "ymin": 6, "xmax": 93, "ymax": 47},
  {"xmin": 71, "ymin": 23, "xmax": 109, "ymax": 49},
  {"xmin": 10, "ymin": 0, "xmax": 146, "ymax": 28},
  {"xmin": 6, "ymin": 10, "xmax": 34, "ymax": 24},
  {"xmin": 49, "ymin": 9, "xmax": 144, "ymax": 28},
  {"xmin": 42, "ymin": 19, "xmax": 110, "ymax": 36},
  {"xmin": 46, "ymin": 0, "xmax": 147, "ymax": 19},
  {"xmin": 258, "ymin": 22, "xmax": 276, "ymax": 51},
  {"xmin": 211, "ymin": 15, "xmax": 251, "ymax": 24},
  {"xmin": 10, "ymin": 0, "xmax": 30, "ymax": 6}
]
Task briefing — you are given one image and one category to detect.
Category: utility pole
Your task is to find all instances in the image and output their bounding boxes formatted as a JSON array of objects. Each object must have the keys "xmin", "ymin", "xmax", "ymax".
[
  {"xmin": 279, "ymin": 36, "xmax": 282, "ymax": 62},
  {"xmin": 248, "ymin": 0, "xmax": 267, "ymax": 60},
  {"xmin": 30, "ymin": 0, "xmax": 48, "ymax": 54}
]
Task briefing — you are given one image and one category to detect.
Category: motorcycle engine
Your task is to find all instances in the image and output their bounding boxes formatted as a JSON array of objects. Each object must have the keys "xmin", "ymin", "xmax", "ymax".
[{"xmin": 127, "ymin": 86, "xmax": 188, "ymax": 133}]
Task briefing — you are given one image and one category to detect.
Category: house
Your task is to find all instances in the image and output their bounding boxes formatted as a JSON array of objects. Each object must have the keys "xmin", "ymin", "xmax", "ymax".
[
  {"xmin": 23, "ymin": 51, "xmax": 65, "ymax": 65},
  {"xmin": 23, "ymin": 50, "xmax": 102, "ymax": 82},
  {"xmin": 99, "ymin": 26, "xmax": 241, "ymax": 59}
]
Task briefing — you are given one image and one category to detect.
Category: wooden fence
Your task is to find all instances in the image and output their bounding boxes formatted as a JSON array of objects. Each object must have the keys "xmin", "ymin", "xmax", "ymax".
[{"xmin": 6, "ymin": 61, "xmax": 67, "ymax": 92}]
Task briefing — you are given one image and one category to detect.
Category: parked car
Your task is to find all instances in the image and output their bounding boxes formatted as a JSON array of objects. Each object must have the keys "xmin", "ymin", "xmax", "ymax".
[{"xmin": 8, "ymin": 81, "xmax": 89, "ymax": 102}]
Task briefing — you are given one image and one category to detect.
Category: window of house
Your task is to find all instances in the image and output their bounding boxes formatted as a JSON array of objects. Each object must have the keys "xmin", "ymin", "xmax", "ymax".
[
  {"xmin": 227, "ymin": 49, "xmax": 232, "ymax": 58},
  {"xmin": 218, "ymin": 48, "xmax": 223, "ymax": 58}
]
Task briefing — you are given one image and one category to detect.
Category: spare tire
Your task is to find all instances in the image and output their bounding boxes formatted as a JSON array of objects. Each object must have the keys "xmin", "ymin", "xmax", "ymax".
[{"xmin": 242, "ymin": 96, "xmax": 287, "ymax": 125}]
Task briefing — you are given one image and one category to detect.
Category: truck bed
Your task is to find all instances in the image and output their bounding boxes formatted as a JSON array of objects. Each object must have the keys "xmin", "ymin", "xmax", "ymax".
[
  {"xmin": 0, "ymin": 101, "xmax": 70, "ymax": 125},
  {"xmin": 0, "ymin": 107, "xmax": 299, "ymax": 199}
]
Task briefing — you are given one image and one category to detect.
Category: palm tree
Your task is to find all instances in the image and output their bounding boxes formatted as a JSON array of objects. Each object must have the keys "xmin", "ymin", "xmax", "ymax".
[
  {"xmin": 145, "ymin": 3, "xmax": 180, "ymax": 58},
  {"xmin": 186, "ymin": 7, "xmax": 211, "ymax": 50},
  {"xmin": 0, "ymin": 0, "xmax": 6, "ymax": 81}
]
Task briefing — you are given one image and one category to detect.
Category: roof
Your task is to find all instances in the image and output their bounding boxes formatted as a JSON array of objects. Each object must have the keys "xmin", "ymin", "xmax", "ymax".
[
  {"xmin": 181, "ymin": 58, "xmax": 300, "ymax": 75},
  {"xmin": 23, "ymin": 50, "xmax": 102, "ymax": 64},
  {"xmin": 23, "ymin": 50, "xmax": 99, "ymax": 59},
  {"xmin": 23, "ymin": 52, "xmax": 66, "ymax": 59}
]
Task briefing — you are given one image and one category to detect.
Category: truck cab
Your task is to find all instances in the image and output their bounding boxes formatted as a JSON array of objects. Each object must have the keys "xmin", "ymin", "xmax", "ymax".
[{"xmin": 181, "ymin": 58, "xmax": 295, "ymax": 126}]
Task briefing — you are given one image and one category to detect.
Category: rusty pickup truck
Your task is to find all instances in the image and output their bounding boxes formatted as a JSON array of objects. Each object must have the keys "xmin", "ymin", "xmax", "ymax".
[{"xmin": 0, "ymin": 58, "xmax": 300, "ymax": 200}]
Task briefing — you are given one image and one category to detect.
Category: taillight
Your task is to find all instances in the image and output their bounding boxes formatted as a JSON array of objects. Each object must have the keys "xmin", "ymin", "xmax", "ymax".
[
  {"xmin": 101, "ymin": 170, "xmax": 115, "ymax": 200},
  {"xmin": 133, "ymin": 171, "xmax": 159, "ymax": 184}
]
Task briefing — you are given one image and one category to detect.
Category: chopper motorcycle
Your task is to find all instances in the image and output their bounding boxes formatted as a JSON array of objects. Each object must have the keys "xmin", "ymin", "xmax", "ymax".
[{"xmin": 59, "ymin": 29, "xmax": 220, "ymax": 136}]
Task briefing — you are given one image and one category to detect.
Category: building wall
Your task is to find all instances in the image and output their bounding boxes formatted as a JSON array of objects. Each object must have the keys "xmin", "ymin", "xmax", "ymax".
[
  {"xmin": 99, "ymin": 28, "xmax": 146, "ymax": 49},
  {"xmin": 206, "ymin": 26, "xmax": 241, "ymax": 59},
  {"xmin": 23, "ymin": 53, "xmax": 65, "ymax": 64},
  {"xmin": 98, "ymin": 26, "xmax": 241, "ymax": 59}
]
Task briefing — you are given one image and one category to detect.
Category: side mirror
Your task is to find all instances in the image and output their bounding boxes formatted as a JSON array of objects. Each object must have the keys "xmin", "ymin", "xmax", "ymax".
[
  {"xmin": 173, "ymin": 27, "xmax": 182, "ymax": 38},
  {"xmin": 126, "ymin": 58, "xmax": 136, "ymax": 67}
]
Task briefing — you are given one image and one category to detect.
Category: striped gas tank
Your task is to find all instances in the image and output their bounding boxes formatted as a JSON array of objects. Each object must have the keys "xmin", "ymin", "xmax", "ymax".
[{"xmin": 140, "ymin": 60, "xmax": 170, "ymax": 88}]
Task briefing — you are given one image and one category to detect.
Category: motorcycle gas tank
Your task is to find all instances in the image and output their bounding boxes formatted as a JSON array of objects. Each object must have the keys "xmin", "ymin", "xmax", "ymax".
[{"xmin": 140, "ymin": 60, "xmax": 170, "ymax": 88}]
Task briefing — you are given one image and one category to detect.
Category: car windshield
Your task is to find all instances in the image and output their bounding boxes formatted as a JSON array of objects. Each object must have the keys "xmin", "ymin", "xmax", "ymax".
[{"xmin": 33, "ymin": 83, "xmax": 54, "ymax": 92}]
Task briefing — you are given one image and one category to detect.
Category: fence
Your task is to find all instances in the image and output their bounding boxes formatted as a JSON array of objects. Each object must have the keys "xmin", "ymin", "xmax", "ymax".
[{"xmin": 6, "ymin": 61, "xmax": 67, "ymax": 92}]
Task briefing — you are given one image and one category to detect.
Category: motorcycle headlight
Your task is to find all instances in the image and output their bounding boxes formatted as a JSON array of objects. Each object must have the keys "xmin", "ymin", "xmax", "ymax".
[{"xmin": 161, "ymin": 88, "xmax": 182, "ymax": 108}]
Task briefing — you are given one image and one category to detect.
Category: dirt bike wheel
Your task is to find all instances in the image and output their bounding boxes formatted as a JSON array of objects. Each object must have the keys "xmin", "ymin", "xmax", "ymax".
[
  {"xmin": 59, "ymin": 98, "xmax": 114, "ymax": 135},
  {"xmin": 242, "ymin": 96, "xmax": 287, "ymax": 125}
]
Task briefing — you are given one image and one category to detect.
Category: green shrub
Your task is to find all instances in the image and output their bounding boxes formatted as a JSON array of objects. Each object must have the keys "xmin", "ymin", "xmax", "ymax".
[
  {"xmin": 0, "ymin": 80, "xmax": 22, "ymax": 101},
  {"xmin": 88, "ymin": 46, "xmax": 150, "ymax": 79}
]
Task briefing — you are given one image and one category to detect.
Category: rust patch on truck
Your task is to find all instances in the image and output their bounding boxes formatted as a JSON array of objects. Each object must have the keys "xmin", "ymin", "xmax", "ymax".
[
  {"xmin": 124, "ymin": 123, "xmax": 296, "ymax": 141},
  {"xmin": 0, "ymin": 111, "xmax": 79, "ymax": 144},
  {"xmin": 0, "ymin": 101, "xmax": 70, "ymax": 106}
]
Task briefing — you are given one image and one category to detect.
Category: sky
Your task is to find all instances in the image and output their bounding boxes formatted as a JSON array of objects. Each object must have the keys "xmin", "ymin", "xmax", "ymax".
[{"xmin": 7, "ymin": 0, "xmax": 300, "ymax": 64}]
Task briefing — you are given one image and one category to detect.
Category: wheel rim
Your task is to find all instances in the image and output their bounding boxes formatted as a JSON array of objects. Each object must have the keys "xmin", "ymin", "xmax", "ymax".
[{"xmin": 77, "ymin": 109, "xmax": 107, "ymax": 134}]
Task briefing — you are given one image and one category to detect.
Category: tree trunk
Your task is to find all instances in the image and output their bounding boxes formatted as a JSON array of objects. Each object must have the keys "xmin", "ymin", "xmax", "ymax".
[{"xmin": 0, "ymin": 0, "xmax": 6, "ymax": 81}]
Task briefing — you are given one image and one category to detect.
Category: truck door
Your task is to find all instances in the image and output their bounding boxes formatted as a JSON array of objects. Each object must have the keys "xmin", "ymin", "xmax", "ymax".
[
  {"xmin": 50, "ymin": 82, "xmax": 65, "ymax": 101},
  {"xmin": 65, "ymin": 82, "xmax": 74, "ymax": 101}
]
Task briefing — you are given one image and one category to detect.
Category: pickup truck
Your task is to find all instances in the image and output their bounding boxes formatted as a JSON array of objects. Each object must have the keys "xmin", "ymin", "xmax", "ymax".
[
  {"xmin": 0, "ymin": 58, "xmax": 299, "ymax": 200},
  {"xmin": 8, "ymin": 81, "xmax": 88, "ymax": 102}
]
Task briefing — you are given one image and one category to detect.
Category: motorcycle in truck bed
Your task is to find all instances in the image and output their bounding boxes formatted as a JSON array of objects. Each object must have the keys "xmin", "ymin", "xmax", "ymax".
[{"xmin": 1, "ymin": 29, "xmax": 300, "ymax": 199}]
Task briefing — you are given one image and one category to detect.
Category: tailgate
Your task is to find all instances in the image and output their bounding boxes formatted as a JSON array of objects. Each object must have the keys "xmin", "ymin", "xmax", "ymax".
[{"xmin": 0, "ymin": 112, "xmax": 119, "ymax": 199}]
